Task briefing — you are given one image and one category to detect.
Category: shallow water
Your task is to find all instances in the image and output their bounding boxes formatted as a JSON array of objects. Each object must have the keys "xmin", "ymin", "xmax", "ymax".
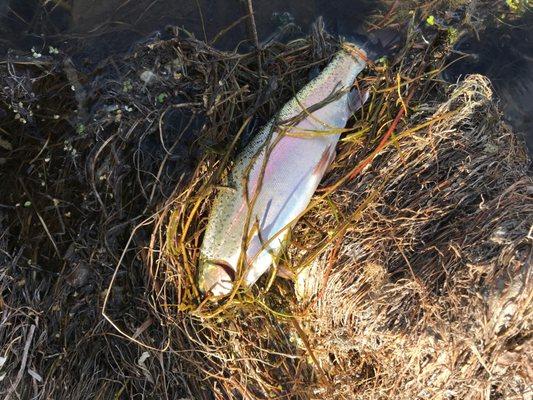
[
  {"xmin": 443, "ymin": 11, "xmax": 533, "ymax": 155},
  {"xmin": 0, "ymin": 0, "xmax": 380, "ymax": 65},
  {"xmin": 0, "ymin": 0, "xmax": 532, "ymax": 153}
]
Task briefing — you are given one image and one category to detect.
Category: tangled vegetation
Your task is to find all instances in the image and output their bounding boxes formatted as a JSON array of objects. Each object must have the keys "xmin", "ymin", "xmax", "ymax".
[{"xmin": 0, "ymin": 0, "xmax": 531, "ymax": 399}]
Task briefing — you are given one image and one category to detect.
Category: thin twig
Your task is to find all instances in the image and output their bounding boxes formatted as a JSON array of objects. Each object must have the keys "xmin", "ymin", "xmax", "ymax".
[
  {"xmin": 245, "ymin": 0, "xmax": 263, "ymax": 85},
  {"xmin": 4, "ymin": 324, "xmax": 36, "ymax": 400},
  {"xmin": 246, "ymin": 0, "xmax": 260, "ymax": 50}
]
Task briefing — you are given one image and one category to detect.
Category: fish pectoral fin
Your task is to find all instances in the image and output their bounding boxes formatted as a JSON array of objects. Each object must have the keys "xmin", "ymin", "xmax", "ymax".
[
  {"xmin": 325, "ymin": 149, "xmax": 337, "ymax": 174},
  {"xmin": 313, "ymin": 144, "xmax": 336, "ymax": 177},
  {"xmin": 347, "ymin": 87, "xmax": 370, "ymax": 114},
  {"xmin": 276, "ymin": 264, "xmax": 295, "ymax": 280}
]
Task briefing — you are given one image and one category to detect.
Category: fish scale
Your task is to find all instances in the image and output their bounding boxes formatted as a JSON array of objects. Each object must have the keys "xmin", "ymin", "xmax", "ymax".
[{"xmin": 199, "ymin": 42, "xmax": 367, "ymax": 296}]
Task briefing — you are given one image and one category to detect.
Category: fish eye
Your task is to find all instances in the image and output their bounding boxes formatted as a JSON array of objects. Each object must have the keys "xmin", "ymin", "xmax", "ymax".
[{"xmin": 211, "ymin": 260, "xmax": 236, "ymax": 282}]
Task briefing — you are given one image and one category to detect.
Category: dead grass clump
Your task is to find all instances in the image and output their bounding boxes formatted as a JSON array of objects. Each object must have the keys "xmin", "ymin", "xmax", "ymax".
[
  {"xmin": 297, "ymin": 75, "xmax": 532, "ymax": 399},
  {"xmin": 148, "ymin": 28, "xmax": 531, "ymax": 400},
  {"xmin": 1, "ymin": 2, "xmax": 531, "ymax": 399},
  {"xmin": 138, "ymin": 12, "xmax": 532, "ymax": 399},
  {"xmin": 139, "ymin": 25, "xmax": 342, "ymax": 399},
  {"xmin": 0, "ymin": 22, "xmax": 340, "ymax": 399}
]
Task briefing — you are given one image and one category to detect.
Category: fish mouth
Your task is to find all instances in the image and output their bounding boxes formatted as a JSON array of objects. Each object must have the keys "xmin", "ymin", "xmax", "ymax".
[{"xmin": 198, "ymin": 259, "xmax": 235, "ymax": 297}]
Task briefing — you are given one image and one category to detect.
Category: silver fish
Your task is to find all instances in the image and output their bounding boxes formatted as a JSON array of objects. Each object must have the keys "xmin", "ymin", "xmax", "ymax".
[{"xmin": 199, "ymin": 43, "xmax": 367, "ymax": 296}]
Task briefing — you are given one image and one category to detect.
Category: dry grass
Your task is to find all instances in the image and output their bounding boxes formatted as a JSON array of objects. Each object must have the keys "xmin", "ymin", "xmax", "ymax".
[
  {"xmin": 0, "ymin": 1, "xmax": 531, "ymax": 399},
  {"xmin": 296, "ymin": 75, "xmax": 532, "ymax": 399},
  {"xmin": 146, "ymin": 19, "xmax": 531, "ymax": 400}
]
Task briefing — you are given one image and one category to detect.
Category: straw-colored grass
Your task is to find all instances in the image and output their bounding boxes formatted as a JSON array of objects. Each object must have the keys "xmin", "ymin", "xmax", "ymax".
[
  {"xmin": 295, "ymin": 75, "xmax": 532, "ymax": 399},
  {"xmin": 1, "ymin": 2, "xmax": 531, "ymax": 399},
  {"xmin": 144, "ymin": 29, "xmax": 531, "ymax": 400}
]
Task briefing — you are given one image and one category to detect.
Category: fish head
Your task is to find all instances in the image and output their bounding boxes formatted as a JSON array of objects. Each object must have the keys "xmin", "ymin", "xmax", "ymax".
[
  {"xmin": 198, "ymin": 236, "xmax": 279, "ymax": 297},
  {"xmin": 198, "ymin": 258, "xmax": 235, "ymax": 297}
]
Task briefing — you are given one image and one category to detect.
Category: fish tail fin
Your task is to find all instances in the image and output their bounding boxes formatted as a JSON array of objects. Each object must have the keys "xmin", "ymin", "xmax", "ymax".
[{"xmin": 343, "ymin": 28, "xmax": 402, "ymax": 62}]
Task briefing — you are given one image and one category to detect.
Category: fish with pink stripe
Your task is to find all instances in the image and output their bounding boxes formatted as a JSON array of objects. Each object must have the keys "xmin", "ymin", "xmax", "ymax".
[{"xmin": 199, "ymin": 42, "xmax": 368, "ymax": 297}]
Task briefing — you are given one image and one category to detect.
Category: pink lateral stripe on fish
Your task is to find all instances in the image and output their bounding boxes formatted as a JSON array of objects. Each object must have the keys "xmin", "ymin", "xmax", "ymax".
[{"xmin": 198, "ymin": 42, "xmax": 368, "ymax": 297}]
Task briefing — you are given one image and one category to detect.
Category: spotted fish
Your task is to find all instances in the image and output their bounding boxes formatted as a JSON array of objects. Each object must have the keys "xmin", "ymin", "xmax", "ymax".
[{"xmin": 199, "ymin": 42, "xmax": 367, "ymax": 296}]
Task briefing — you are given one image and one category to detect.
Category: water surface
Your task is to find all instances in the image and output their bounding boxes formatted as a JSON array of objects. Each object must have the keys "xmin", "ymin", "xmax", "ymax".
[
  {"xmin": 1, "ymin": 0, "xmax": 531, "ymax": 153},
  {"xmin": 0, "ymin": 0, "xmax": 380, "ymax": 65}
]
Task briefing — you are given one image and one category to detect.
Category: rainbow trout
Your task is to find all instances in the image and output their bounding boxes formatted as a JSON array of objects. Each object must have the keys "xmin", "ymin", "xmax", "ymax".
[{"xmin": 199, "ymin": 43, "xmax": 367, "ymax": 296}]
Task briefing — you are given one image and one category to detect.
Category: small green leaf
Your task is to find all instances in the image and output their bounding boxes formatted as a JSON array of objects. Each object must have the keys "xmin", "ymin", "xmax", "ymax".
[
  {"xmin": 447, "ymin": 27, "xmax": 459, "ymax": 45},
  {"xmin": 156, "ymin": 93, "xmax": 169, "ymax": 103},
  {"xmin": 506, "ymin": 0, "xmax": 519, "ymax": 10},
  {"xmin": 426, "ymin": 15, "xmax": 435, "ymax": 26},
  {"xmin": 122, "ymin": 79, "xmax": 133, "ymax": 93}
]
